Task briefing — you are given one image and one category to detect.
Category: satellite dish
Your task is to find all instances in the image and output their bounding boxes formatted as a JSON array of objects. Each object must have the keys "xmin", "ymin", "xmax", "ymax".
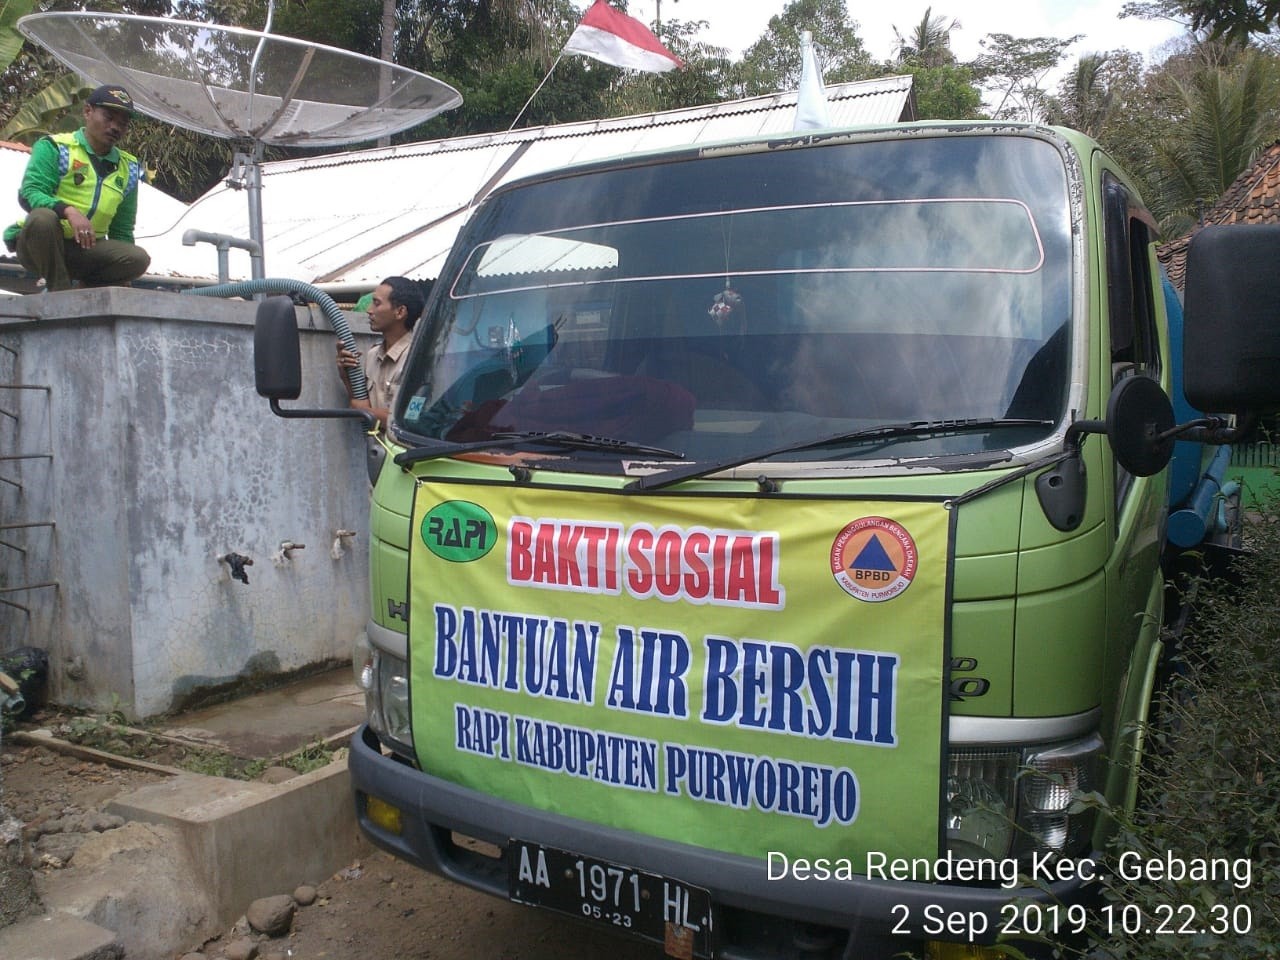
[{"xmin": 18, "ymin": 8, "xmax": 462, "ymax": 277}]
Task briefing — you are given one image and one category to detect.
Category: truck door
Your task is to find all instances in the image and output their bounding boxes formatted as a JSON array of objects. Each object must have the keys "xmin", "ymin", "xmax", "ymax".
[{"xmin": 1099, "ymin": 169, "xmax": 1168, "ymax": 779}]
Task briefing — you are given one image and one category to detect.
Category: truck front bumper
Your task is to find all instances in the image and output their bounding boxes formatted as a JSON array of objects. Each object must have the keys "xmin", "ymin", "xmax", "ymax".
[{"xmin": 349, "ymin": 724, "xmax": 1095, "ymax": 959}]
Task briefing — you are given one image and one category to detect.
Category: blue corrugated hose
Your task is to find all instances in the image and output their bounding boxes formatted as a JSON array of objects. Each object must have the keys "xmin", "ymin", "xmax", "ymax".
[{"xmin": 184, "ymin": 279, "xmax": 369, "ymax": 400}]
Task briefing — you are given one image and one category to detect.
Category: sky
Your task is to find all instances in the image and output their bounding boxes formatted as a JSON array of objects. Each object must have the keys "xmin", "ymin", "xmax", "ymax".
[{"xmin": 626, "ymin": 1, "xmax": 1188, "ymax": 76}]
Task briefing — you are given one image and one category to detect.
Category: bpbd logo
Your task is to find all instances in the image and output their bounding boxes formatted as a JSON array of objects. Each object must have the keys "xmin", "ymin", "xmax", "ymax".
[
  {"xmin": 421, "ymin": 501, "xmax": 496, "ymax": 562},
  {"xmin": 829, "ymin": 516, "xmax": 919, "ymax": 602}
]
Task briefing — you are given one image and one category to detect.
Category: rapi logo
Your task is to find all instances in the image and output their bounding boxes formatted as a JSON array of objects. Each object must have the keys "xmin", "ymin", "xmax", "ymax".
[
  {"xmin": 829, "ymin": 516, "xmax": 919, "ymax": 602},
  {"xmin": 421, "ymin": 501, "xmax": 497, "ymax": 562}
]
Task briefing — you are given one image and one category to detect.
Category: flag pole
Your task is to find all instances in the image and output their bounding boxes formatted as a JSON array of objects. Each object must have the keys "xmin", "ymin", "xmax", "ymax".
[
  {"xmin": 508, "ymin": 50, "xmax": 567, "ymax": 133},
  {"xmin": 465, "ymin": 51, "xmax": 567, "ymax": 213}
]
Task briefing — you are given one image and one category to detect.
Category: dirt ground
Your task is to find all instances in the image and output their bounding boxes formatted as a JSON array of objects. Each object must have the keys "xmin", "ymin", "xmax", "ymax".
[
  {"xmin": 197, "ymin": 848, "xmax": 673, "ymax": 960},
  {"xmin": 0, "ymin": 733, "xmax": 670, "ymax": 960}
]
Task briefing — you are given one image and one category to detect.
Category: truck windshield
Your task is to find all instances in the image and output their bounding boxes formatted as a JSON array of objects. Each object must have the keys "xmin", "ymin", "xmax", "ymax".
[{"xmin": 396, "ymin": 133, "xmax": 1073, "ymax": 467}]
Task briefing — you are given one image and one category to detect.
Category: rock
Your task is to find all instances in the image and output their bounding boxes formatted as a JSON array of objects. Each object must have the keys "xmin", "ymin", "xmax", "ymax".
[
  {"xmin": 178, "ymin": 953, "xmax": 207, "ymax": 960},
  {"xmin": 34, "ymin": 831, "xmax": 84, "ymax": 863},
  {"xmin": 43, "ymin": 822, "xmax": 218, "ymax": 960},
  {"xmin": 227, "ymin": 916, "xmax": 251, "ymax": 939},
  {"xmin": 86, "ymin": 811, "xmax": 126, "ymax": 832},
  {"xmin": 222, "ymin": 937, "xmax": 258, "ymax": 960},
  {"xmin": 36, "ymin": 816, "xmax": 67, "ymax": 836},
  {"xmin": 292, "ymin": 884, "xmax": 317, "ymax": 906},
  {"xmin": 246, "ymin": 894, "xmax": 295, "ymax": 936}
]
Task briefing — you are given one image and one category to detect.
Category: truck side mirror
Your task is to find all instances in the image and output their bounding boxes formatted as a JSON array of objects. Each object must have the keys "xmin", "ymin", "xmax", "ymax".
[
  {"xmin": 1039, "ymin": 376, "xmax": 1174, "ymax": 531},
  {"xmin": 1106, "ymin": 374, "xmax": 1174, "ymax": 477},
  {"xmin": 251, "ymin": 294, "xmax": 376, "ymax": 429},
  {"xmin": 254, "ymin": 295, "xmax": 302, "ymax": 400},
  {"xmin": 1183, "ymin": 224, "xmax": 1280, "ymax": 414}
]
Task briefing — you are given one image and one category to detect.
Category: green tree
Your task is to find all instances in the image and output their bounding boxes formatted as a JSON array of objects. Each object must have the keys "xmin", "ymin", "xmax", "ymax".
[
  {"xmin": 1, "ymin": 0, "xmax": 34, "ymax": 70},
  {"xmin": 605, "ymin": 17, "xmax": 736, "ymax": 116},
  {"xmin": 1047, "ymin": 52, "xmax": 1117, "ymax": 136},
  {"xmin": 1118, "ymin": 0, "xmax": 1195, "ymax": 29},
  {"xmin": 894, "ymin": 7, "xmax": 959, "ymax": 68},
  {"xmin": 974, "ymin": 32, "xmax": 1084, "ymax": 121},
  {"xmin": 1152, "ymin": 0, "xmax": 1280, "ymax": 44},
  {"xmin": 736, "ymin": 0, "xmax": 874, "ymax": 97},
  {"xmin": 1043, "ymin": 48, "xmax": 1165, "ymax": 203},
  {"xmin": 1, "ymin": 3, "xmax": 187, "ymax": 159},
  {"xmin": 906, "ymin": 63, "xmax": 983, "ymax": 119},
  {"xmin": 1145, "ymin": 45, "xmax": 1280, "ymax": 232},
  {"xmin": 886, "ymin": 8, "xmax": 980, "ymax": 119}
]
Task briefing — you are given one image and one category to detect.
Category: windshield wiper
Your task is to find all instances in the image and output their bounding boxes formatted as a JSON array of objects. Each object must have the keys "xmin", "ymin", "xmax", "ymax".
[
  {"xmin": 394, "ymin": 430, "xmax": 683, "ymax": 468},
  {"xmin": 491, "ymin": 431, "xmax": 684, "ymax": 458},
  {"xmin": 394, "ymin": 435, "xmax": 528, "ymax": 467},
  {"xmin": 627, "ymin": 418, "xmax": 1056, "ymax": 492}
]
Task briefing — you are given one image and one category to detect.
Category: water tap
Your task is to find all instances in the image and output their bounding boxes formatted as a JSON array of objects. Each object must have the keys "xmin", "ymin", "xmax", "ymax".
[
  {"xmin": 271, "ymin": 540, "xmax": 306, "ymax": 566},
  {"xmin": 331, "ymin": 529, "xmax": 357, "ymax": 559},
  {"xmin": 219, "ymin": 552, "xmax": 254, "ymax": 584}
]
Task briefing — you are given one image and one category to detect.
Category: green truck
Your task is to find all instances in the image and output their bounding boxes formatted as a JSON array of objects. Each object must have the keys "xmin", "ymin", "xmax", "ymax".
[{"xmin": 255, "ymin": 121, "xmax": 1279, "ymax": 959}]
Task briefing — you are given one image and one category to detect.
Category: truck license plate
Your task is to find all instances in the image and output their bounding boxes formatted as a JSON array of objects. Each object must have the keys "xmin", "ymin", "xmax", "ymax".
[{"xmin": 508, "ymin": 840, "xmax": 713, "ymax": 958}]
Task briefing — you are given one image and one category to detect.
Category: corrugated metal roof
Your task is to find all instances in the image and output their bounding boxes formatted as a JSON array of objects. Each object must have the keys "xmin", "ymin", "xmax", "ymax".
[{"xmin": 153, "ymin": 75, "xmax": 915, "ymax": 287}]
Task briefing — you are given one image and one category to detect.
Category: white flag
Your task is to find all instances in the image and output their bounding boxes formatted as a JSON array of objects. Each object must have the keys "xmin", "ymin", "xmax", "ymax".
[{"xmin": 795, "ymin": 30, "xmax": 831, "ymax": 130}]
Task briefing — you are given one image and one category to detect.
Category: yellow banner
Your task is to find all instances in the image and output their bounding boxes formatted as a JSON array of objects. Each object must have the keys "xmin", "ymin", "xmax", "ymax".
[{"xmin": 409, "ymin": 481, "xmax": 950, "ymax": 865}]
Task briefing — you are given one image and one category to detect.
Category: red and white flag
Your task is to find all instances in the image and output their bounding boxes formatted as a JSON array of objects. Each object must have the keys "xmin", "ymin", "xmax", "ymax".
[{"xmin": 564, "ymin": 0, "xmax": 683, "ymax": 73}]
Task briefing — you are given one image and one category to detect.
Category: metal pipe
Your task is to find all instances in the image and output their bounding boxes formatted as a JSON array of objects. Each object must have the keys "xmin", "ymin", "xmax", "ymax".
[
  {"xmin": 1167, "ymin": 445, "xmax": 1234, "ymax": 548},
  {"xmin": 182, "ymin": 229, "xmax": 264, "ymax": 284}
]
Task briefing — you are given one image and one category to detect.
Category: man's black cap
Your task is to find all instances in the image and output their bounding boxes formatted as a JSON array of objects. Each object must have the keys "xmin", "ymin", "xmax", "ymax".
[{"xmin": 86, "ymin": 85, "xmax": 135, "ymax": 116}]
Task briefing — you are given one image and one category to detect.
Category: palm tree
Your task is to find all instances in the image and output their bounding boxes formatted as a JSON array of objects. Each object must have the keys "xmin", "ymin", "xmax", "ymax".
[
  {"xmin": 1147, "ymin": 47, "xmax": 1280, "ymax": 232},
  {"xmin": 894, "ymin": 7, "xmax": 959, "ymax": 68},
  {"xmin": 1050, "ymin": 53, "xmax": 1115, "ymax": 137}
]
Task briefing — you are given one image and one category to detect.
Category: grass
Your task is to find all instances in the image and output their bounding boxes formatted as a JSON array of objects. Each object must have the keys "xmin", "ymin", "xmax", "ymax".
[
  {"xmin": 1080, "ymin": 503, "xmax": 1280, "ymax": 958},
  {"xmin": 47, "ymin": 713, "xmax": 338, "ymax": 781}
]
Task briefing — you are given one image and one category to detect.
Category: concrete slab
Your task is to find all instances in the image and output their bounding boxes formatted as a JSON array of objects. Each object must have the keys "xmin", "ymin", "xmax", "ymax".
[
  {"xmin": 9, "ymin": 669, "xmax": 372, "ymax": 956},
  {"xmin": 156, "ymin": 667, "xmax": 365, "ymax": 758},
  {"xmin": 0, "ymin": 913, "xmax": 123, "ymax": 960},
  {"xmin": 106, "ymin": 758, "xmax": 369, "ymax": 932}
]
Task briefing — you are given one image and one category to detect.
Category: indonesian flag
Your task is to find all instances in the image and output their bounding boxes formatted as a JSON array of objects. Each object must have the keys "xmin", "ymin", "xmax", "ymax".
[{"xmin": 564, "ymin": 1, "xmax": 683, "ymax": 72}]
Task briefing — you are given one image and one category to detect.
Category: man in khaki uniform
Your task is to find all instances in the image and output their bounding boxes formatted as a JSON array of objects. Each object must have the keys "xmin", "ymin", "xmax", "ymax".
[{"xmin": 335, "ymin": 276, "xmax": 425, "ymax": 429}]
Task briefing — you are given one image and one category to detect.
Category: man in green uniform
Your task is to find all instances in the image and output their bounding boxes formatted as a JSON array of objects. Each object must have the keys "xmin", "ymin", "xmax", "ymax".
[{"xmin": 3, "ymin": 85, "xmax": 151, "ymax": 292}]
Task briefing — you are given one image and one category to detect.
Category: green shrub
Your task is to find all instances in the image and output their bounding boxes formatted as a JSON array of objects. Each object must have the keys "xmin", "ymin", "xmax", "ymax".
[{"xmin": 1090, "ymin": 507, "xmax": 1280, "ymax": 958}]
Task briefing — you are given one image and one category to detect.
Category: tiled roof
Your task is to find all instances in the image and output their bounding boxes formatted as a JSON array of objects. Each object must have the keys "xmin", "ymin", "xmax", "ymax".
[{"xmin": 1158, "ymin": 140, "xmax": 1280, "ymax": 290}]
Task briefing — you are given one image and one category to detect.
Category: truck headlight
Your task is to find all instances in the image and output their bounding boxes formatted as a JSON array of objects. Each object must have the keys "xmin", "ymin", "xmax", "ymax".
[
  {"xmin": 1016, "ymin": 733, "xmax": 1102, "ymax": 858},
  {"xmin": 946, "ymin": 733, "xmax": 1102, "ymax": 867},
  {"xmin": 356, "ymin": 637, "xmax": 413, "ymax": 757},
  {"xmin": 946, "ymin": 748, "xmax": 1019, "ymax": 859},
  {"xmin": 376, "ymin": 652, "xmax": 412, "ymax": 750}
]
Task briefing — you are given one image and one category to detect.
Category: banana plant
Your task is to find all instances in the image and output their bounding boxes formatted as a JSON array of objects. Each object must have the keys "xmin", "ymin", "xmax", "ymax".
[
  {"xmin": 0, "ymin": 0, "xmax": 89, "ymax": 142},
  {"xmin": 0, "ymin": 0, "xmax": 35, "ymax": 69}
]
